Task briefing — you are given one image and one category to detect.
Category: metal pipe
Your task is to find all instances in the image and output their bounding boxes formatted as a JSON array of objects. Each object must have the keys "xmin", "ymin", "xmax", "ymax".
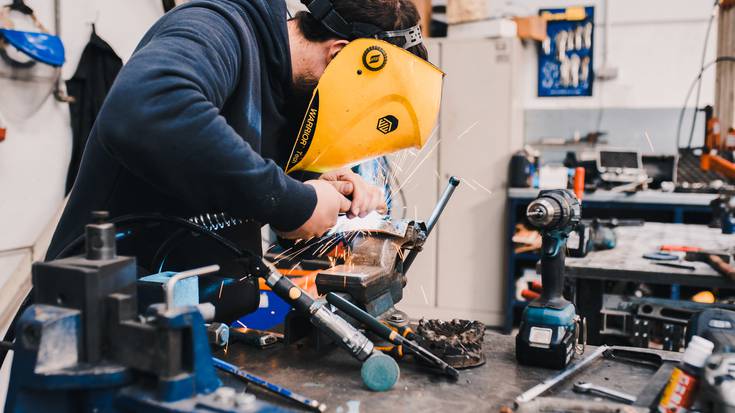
[
  {"xmin": 165, "ymin": 265, "xmax": 220, "ymax": 311},
  {"xmin": 402, "ymin": 176, "xmax": 460, "ymax": 273},
  {"xmin": 426, "ymin": 176, "xmax": 460, "ymax": 233}
]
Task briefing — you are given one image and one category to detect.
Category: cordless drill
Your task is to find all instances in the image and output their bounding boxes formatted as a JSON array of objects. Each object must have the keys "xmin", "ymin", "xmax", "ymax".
[{"xmin": 516, "ymin": 189, "xmax": 581, "ymax": 369}]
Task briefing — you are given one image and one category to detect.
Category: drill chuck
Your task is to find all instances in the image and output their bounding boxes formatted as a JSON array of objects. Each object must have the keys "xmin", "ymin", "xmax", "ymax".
[{"xmin": 526, "ymin": 190, "xmax": 581, "ymax": 231}]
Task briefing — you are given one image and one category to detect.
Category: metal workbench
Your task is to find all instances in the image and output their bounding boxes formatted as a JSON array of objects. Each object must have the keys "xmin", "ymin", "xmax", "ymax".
[
  {"xmin": 565, "ymin": 222, "xmax": 735, "ymax": 345},
  {"xmin": 566, "ymin": 223, "xmax": 733, "ymax": 287},
  {"xmin": 214, "ymin": 331, "xmax": 676, "ymax": 412}
]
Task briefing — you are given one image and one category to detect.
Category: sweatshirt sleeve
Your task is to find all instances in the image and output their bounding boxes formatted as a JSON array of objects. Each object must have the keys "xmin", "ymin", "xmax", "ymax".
[{"xmin": 95, "ymin": 6, "xmax": 316, "ymax": 232}]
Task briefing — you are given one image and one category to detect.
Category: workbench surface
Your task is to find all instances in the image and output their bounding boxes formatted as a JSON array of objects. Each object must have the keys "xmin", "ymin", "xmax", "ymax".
[
  {"xmin": 214, "ymin": 331, "xmax": 670, "ymax": 412},
  {"xmin": 565, "ymin": 222, "xmax": 735, "ymax": 288}
]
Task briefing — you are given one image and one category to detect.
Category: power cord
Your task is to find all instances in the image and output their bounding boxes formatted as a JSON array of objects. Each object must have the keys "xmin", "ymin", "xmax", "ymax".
[
  {"xmin": 676, "ymin": 56, "xmax": 735, "ymax": 149},
  {"xmin": 686, "ymin": 1, "xmax": 719, "ymax": 148}
]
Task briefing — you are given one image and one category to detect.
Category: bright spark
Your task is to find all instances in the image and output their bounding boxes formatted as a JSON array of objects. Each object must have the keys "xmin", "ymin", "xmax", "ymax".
[
  {"xmin": 471, "ymin": 179, "xmax": 493, "ymax": 196},
  {"xmin": 456, "ymin": 120, "xmax": 480, "ymax": 141},
  {"xmin": 420, "ymin": 284, "xmax": 429, "ymax": 305},
  {"xmin": 643, "ymin": 130, "xmax": 655, "ymax": 152}
]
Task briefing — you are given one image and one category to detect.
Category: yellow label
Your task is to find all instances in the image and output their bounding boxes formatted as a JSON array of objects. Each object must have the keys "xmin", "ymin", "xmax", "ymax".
[
  {"xmin": 658, "ymin": 368, "xmax": 696, "ymax": 412},
  {"xmin": 541, "ymin": 7, "xmax": 586, "ymax": 21}
]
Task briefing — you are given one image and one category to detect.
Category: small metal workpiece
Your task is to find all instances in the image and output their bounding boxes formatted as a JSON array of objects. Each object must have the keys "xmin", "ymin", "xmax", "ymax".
[
  {"xmin": 85, "ymin": 211, "xmax": 116, "ymax": 260},
  {"xmin": 573, "ymin": 381, "xmax": 637, "ymax": 404},
  {"xmin": 206, "ymin": 323, "xmax": 230, "ymax": 348}
]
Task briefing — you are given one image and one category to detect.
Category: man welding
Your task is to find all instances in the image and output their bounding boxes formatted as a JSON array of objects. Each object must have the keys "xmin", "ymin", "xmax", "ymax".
[{"xmin": 43, "ymin": 0, "xmax": 442, "ymax": 322}]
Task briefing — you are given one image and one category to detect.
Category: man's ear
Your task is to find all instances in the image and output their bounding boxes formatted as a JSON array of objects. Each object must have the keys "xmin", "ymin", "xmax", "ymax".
[{"xmin": 326, "ymin": 39, "xmax": 349, "ymax": 64}]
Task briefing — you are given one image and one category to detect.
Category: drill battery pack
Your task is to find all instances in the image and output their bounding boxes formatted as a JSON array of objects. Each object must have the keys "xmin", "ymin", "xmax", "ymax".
[{"xmin": 516, "ymin": 305, "xmax": 577, "ymax": 369}]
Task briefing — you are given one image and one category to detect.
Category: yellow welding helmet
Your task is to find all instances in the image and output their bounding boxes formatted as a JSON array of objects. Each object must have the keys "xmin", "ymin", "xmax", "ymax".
[{"xmin": 285, "ymin": 38, "xmax": 444, "ymax": 174}]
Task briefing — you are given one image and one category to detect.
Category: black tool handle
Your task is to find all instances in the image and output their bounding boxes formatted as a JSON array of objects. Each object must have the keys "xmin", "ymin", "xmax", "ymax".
[
  {"xmin": 326, "ymin": 292, "xmax": 460, "ymax": 380},
  {"xmin": 326, "ymin": 293, "xmax": 396, "ymax": 341},
  {"xmin": 537, "ymin": 234, "xmax": 567, "ymax": 309}
]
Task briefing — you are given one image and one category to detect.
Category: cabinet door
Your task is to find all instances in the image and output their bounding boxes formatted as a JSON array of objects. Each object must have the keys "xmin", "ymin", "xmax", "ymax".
[
  {"xmin": 391, "ymin": 39, "xmax": 441, "ymax": 310},
  {"xmin": 436, "ymin": 39, "xmax": 521, "ymax": 324}
]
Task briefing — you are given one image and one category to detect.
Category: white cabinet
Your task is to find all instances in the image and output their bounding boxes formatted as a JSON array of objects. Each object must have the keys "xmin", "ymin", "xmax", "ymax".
[{"xmin": 397, "ymin": 38, "xmax": 523, "ymax": 326}]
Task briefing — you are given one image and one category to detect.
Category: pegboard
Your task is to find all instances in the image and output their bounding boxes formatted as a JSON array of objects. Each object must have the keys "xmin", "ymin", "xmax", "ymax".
[{"xmin": 538, "ymin": 6, "xmax": 594, "ymax": 97}]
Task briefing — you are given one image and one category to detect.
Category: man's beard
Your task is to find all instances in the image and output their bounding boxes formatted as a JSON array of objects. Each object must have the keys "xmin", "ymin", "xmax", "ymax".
[
  {"xmin": 287, "ymin": 73, "xmax": 318, "ymax": 125},
  {"xmin": 291, "ymin": 73, "xmax": 318, "ymax": 103}
]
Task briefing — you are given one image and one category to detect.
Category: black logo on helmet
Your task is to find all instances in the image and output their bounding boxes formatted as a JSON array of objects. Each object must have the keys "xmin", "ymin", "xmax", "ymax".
[
  {"xmin": 362, "ymin": 46, "xmax": 387, "ymax": 71},
  {"xmin": 377, "ymin": 115, "xmax": 398, "ymax": 134}
]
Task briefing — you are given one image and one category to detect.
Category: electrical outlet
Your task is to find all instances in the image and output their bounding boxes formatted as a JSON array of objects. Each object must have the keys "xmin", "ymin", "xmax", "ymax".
[{"xmin": 596, "ymin": 65, "xmax": 619, "ymax": 81}]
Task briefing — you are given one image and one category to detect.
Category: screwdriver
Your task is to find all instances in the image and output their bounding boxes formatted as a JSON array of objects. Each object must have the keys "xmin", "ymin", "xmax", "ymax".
[
  {"xmin": 325, "ymin": 292, "xmax": 459, "ymax": 381},
  {"xmin": 213, "ymin": 357, "xmax": 326, "ymax": 412}
]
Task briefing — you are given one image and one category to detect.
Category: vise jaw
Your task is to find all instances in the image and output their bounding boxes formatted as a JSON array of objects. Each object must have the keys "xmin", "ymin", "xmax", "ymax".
[{"xmin": 315, "ymin": 219, "xmax": 427, "ymax": 318}]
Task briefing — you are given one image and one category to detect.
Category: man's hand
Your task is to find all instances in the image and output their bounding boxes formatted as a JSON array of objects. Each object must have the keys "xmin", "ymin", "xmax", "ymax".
[
  {"xmin": 320, "ymin": 169, "xmax": 387, "ymax": 218},
  {"xmin": 278, "ymin": 180, "xmax": 351, "ymax": 239}
]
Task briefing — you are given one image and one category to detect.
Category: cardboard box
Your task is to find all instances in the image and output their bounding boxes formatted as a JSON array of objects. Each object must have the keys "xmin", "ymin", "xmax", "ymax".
[
  {"xmin": 411, "ymin": 0, "xmax": 433, "ymax": 36},
  {"xmin": 447, "ymin": 0, "xmax": 488, "ymax": 24},
  {"xmin": 513, "ymin": 15, "xmax": 547, "ymax": 41}
]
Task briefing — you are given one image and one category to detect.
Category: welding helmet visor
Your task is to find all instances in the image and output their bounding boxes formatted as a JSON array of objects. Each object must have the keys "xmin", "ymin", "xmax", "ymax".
[
  {"xmin": 285, "ymin": 38, "xmax": 444, "ymax": 173},
  {"xmin": 0, "ymin": 6, "xmax": 64, "ymax": 120}
]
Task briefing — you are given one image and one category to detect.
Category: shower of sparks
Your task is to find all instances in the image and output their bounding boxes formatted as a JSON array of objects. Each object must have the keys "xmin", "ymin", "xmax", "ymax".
[
  {"xmin": 236, "ymin": 320, "xmax": 247, "ymax": 329},
  {"xmin": 471, "ymin": 179, "xmax": 493, "ymax": 196},
  {"xmin": 389, "ymin": 139, "xmax": 441, "ymax": 198},
  {"xmin": 272, "ymin": 246, "xmax": 294, "ymax": 262},
  {"xmin": 462, "ymin": 178, "xmax": 477, "ymax": 191},
  {"xmin": 394, "ymin": 244, "xmax": 406, "ymax": 260},
  {"xmin": 224, "ymin": 341, "xmax": 229, "ymax": 355},
  {"xmin": 218, "ymin": 281, "xmax": 225, "ymax": 299},
  {"xmin": 643, "ymin": 130, "xmax": 655, "ymax": 152},
  {"xmin": 420, "ymin": 284, "xmax": 429, "ymax": 305},
  {"xmin": 456, "ymin": 120, "xmax": 480, "ymax": 141},
  {"xmin": 288, "ymin": 262, "xmax": 300, "ymax": 274}
]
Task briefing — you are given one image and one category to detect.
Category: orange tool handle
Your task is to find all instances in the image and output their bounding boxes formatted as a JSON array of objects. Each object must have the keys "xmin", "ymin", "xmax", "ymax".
[
  {"xmin": 573, "ymin": 167, "xmax": 585, "ymax": 201},
  {"xmin": 660, "ymin": 245, "xmax": 702, "ymax": 253},
  {"xmin": 521, "ymin": 289, "xmax": 541, "ymax": 301}
]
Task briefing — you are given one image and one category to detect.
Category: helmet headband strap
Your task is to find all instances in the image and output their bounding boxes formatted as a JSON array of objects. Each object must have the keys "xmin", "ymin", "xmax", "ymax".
[{"xmin": 301, "ymin": 0, "xmax": 423, "ymax": 49}]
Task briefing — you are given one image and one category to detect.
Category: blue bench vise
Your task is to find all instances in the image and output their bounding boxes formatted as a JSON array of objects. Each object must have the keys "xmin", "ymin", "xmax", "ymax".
[{"xmin": 4, "ymin": 212, "xmax": 282, "ymax": 413}]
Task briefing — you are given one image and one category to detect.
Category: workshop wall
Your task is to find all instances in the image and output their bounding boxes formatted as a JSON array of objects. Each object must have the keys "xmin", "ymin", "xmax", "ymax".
[
  {"xmin": 0, "ymin": 1, "xmax": 162, "ymax": 406},
  {"xmin": 498, "ymin": 0, "xmax": 717, "ymax": 153},
  {"xmin": 0, "ymin": 0, "xmax": 162, "ymax": 252}
]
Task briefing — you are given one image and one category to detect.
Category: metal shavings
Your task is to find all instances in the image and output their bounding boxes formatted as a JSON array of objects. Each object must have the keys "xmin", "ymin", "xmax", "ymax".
[{"xmin": 416, "ymin": 318, "xmax": 486, "ymax": 369}]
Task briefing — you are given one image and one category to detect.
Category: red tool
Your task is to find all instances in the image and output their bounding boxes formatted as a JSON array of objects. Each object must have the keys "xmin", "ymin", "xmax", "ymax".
[{"xmin": 660, "ymin": 245, "xmax": 702, "ymax": 253}]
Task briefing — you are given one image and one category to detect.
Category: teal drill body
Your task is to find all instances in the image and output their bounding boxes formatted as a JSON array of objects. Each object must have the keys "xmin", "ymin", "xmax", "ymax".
[{"xmin": 516, "ymin": 189, "xmax": 581, "ymax": 369}]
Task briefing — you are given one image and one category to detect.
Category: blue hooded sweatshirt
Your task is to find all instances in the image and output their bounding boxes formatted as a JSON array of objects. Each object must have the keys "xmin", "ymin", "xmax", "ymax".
[{"xmin": 47, "ymin": 0, "xmax": 317, "ymax": 261}]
